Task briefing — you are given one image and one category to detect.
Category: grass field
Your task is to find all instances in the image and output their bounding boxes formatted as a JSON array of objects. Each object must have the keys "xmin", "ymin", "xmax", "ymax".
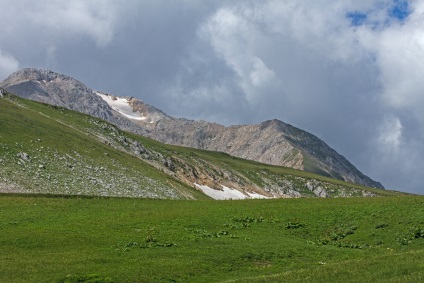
[{"xmin": 1, "ymin": 194, "xmax": 423, "ymax": 282}]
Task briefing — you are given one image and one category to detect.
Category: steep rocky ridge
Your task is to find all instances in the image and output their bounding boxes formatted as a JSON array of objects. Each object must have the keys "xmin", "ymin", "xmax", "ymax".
[
  {"xmin": 149, "ymin": 118, "xmax": 382, "ymax": 188},
  {"xmin": 1, "ymin": 68, "xmax": 383, "ymax": 189}
]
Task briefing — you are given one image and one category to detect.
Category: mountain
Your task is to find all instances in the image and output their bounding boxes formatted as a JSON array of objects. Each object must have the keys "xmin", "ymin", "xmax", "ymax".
[
  {"xmin": 0, "ymin": 68, "xmax": 147, "ymax": 135},
  {"xmin": 1, "ymin": 90, "xmax": 400, "ymax": 199},
  {"xmin": 1, "ymin": 68, "xmax": 383, "ymax": 189}
]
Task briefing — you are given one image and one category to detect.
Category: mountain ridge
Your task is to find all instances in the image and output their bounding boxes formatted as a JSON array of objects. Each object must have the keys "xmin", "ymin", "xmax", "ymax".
[{"xmin": 1, "ymin": 68, "xmax": 383, "ymax": 189}]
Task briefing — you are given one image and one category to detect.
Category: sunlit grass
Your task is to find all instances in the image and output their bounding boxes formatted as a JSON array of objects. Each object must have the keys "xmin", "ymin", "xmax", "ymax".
[{"xmin": 0, "ymin": 195, "xmax": 423, "ymax": 282}]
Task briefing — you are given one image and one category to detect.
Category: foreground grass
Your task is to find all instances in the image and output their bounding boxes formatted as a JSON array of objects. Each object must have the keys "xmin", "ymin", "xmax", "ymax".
[{"xmin": 0, "ymin": 195, "xmax": 423, "ymax": 282}]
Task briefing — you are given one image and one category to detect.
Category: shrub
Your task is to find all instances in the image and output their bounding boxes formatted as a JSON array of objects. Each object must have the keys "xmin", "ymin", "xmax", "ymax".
[
  {"xmin": 285, "ymin": 221, "xmax": 305, "ymax": 229},
  {"xmin": 375, "ymin": 223, "xmax": 389, "ymax": 229},
  {"xmin": 409, "ymin": 227, "xmax": 424, "ymax": 239},
  {"xmin": 57, "ymin": 274, "xmax": 113, "ymax": 283},
  {"xmin": 232, "ymin": 215, "xmax": 264, "ymax": 223}
]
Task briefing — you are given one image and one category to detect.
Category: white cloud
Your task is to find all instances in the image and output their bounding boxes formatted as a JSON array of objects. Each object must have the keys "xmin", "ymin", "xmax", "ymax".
[
  {"xmin": 347, "ymin": 1, "xmax": 424, "ymax": 109},
  {"xmin": 249, "ymin": 57, "xmax": 275, "ymax": 87},
  {"xmin": 377, "ymin": 116, "xmax": 403, "ymax": 153},
  {"xmin": 362, "ymin": 13, "xmax": 424, "ymax": 123},
  {"xmin": 197, "ymin": 1, "xmax": 382, "ymax": 107},
  {"xmin": 369, "ymin": 115, "xmax": 424, "ymax": 193},
  {"xmin": 0, "ymin": 49, "xmax": 19, "ymax": 80},
  {"xmin": 199, "ymin": 7, "xmax": 276, "ymax": 102},
  {"xmin": 39, "ymin": 1, "xmax": 117, "ymax": 47},
  {"xmin": 0, "ymin": 0, "xmax": 120, "ymax": 47}
]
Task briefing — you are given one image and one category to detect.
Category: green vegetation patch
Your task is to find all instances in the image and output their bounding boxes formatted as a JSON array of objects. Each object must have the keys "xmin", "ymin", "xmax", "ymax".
[
  {"xmin": 0, "ymin": 195, "xmax": 423, "ymax": 282},
  {"xmin": 0, "ymin": 93, "xmax": 207, "ymax": 199}
]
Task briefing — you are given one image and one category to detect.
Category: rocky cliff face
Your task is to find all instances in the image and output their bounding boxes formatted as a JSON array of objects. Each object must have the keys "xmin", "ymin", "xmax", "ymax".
[
  {"xmin": 148, "ymin": 118, "xmax": 383, "ymax": 188},
  {"xmin": 1, "ymin": 68, "xmax": 384, "ymax": 189}
]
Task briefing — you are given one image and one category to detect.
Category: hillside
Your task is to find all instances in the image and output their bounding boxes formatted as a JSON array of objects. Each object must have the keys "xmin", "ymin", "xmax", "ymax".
[
  {"xmin": 1, "ymin": 68, "xmax": 383, "ymax": 189},
  {"xmin": 0, "ymin": 90, "xmax": 399, "ymax": 199},
  {"xmin": 0, "ymin": 91, "xmax": 206, "ymax": 199}
]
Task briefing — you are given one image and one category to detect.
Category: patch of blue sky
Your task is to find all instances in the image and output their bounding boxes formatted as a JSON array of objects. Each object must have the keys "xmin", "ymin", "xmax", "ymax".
[
  {"xmin": 389, "ymin": 0, "xmax": 410, "ymax": 21},
  {"xmin": 346, "ymin": 12, "xmax": 368, "ymax": 26},
  {"xmin": 346, "ymin": 0, "xmax": 411, "ymax": 28}
]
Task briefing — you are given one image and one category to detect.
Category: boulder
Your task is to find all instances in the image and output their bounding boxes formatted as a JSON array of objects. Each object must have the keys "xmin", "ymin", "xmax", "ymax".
[
  {"xmin": 314, "ymin": 186, "xmax": 329, "ymax": 198},
  {"xmin": 17, "ymin": 152, "xmax": 31, "ymax": 162},
  {"xmin": 306, "ymin": 180, "xmax": 329, "ymax": 198}
]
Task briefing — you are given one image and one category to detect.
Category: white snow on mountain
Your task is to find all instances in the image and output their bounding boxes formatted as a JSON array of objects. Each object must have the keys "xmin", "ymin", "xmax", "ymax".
[
  {"xmin": 194, "ymin": 183, "xmax": 269, "ymax": 200},
  {"xmin": 96, "ymin": 91, "xmax": 147, "ymax": 121}
]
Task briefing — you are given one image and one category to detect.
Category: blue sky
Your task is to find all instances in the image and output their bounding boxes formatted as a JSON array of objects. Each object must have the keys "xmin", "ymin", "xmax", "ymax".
[
  {"xmin": 347, "ymin": 12, "xmax": 368, "ymax": 26},
  {"xmin": 347, "ymin": 0, "xmax": 411, "ymax": 26},
  {"xmin": 1, "ymin": 0, "xmax": 424, "ymax": 194},
  {"xmin": 390, "ymin": 0, "xmax": 411, "ymax": 20}
]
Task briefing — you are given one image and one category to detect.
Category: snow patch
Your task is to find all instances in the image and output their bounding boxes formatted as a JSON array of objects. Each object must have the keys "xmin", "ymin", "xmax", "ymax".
[
  {"xmin": 194, "ymin": 183, "xmax": 268, "ymax": 200},
  {"xmin": 246, "ymin": 191, "xmax": 269, "ymax": 199},
  {"xmin": 96, "ymin": 92, "xmax": 148, "ymax": 121}
]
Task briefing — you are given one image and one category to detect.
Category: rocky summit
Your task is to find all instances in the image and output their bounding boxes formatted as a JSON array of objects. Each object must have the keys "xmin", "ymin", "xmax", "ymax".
[{"xmin": 1, "ymin": 68, "xmax": 383, "ymax": 189}]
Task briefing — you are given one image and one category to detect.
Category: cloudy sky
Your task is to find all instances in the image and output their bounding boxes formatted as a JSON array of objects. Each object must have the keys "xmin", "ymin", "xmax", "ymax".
[{"xmin": 1, "ymin": 0, "xmax": 423, "ymax": 194}]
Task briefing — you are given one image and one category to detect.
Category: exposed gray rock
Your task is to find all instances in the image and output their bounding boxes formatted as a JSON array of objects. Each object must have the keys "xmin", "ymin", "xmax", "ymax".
[
  {"xmin": 163, "ymin": 159, "xmax": 175, "ymax": 172},
  {"xmin": 306, "ymin": 180, "xmax": 329, "ymax": 198},
  {"xmin": 148, "ymin": 118, "xmax": 383, "ymax": 189},
  {"xmin": 306, "ymin": 181, "xmax": 315, "ymax": 192},
  {"xmin": 17, "ymin": 152, "xmax": 31, "ymax": 162},
  {"xmin": 314, "ymin": 186, "xmax": 328, "ymax": 198},
  {"xmin": 362, "ymin": 190, "xmax": 377, "ymax": 197}
]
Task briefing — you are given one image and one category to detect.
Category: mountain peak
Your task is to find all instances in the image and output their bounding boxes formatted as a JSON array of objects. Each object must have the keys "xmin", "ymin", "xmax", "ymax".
[{"xmin": 3, "ymin": 68, "xmax": 77, "ymax": 86}]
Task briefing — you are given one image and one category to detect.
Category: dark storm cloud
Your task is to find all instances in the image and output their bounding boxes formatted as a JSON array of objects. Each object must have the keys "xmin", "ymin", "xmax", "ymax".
[{"xmin": 1, "ymin": 0, "xmax": 424, "ymax": 194}]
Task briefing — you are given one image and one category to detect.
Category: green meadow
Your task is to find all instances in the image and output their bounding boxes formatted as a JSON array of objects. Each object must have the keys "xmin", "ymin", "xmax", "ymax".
[{"xmin": 1, "ymin": 194, "xmax": 423, "ymax": 282}]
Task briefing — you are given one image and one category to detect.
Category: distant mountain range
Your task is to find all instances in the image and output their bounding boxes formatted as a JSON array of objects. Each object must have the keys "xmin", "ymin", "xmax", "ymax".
[{"xmin": 1, "ymin": 68, "xmax": 383, "ymax": 189}]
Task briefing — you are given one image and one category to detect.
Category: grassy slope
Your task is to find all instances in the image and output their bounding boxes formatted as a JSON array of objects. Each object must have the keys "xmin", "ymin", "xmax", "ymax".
[
  {"xmin": 117, "ymin": 127, "xmax": 403, "ymax": 197},
  {"xmin": 138, "ymin": 139, "xmax": 403, "ymax": 197},
  {"xmin": 0, "ymin": 93, "xmax": 207, "ymax": 199},
  {"xmin": 0, "ymin": 194, "xmax": 423, "ymax": 282}
]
